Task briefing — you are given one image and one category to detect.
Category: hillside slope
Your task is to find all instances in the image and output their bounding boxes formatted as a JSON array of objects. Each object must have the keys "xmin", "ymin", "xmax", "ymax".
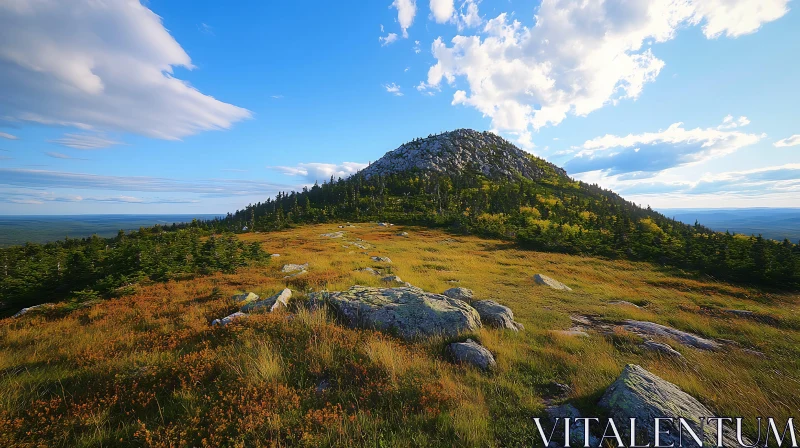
[{"xmin": 1, "ymin": 224, "xmax": 798, "ymax": 446}]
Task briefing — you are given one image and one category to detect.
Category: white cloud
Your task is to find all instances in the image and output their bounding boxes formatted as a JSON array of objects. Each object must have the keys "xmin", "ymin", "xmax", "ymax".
[
  {"xmin": 49, "ymin": 133, "xmax": 123, "ymax": 150},
  {"xmin": 0, "ymin": 132, "xmax": 18, "ymax": 140},
  {"xmin": 457, "ymin": 0, "xmax": 482, "ymax": 30},
  {"xmin": 45, "ymin": 152, "xmax": 88, "ymax": 160},
  {"xmin": 383, "ymin": 83, "xmax": 404, "ymax": 96},
  {"xmin": 775, "ymin": 134, "xmax": 800, "ymax": 148},
  {"xmin": 271, "ymin": 162, "xmax": 369, "ymax": 184},
  {"xmin": 391, "ymin": 0, "xmax": 417, "ymax": 38},
  {"xmin": 0, "ymin": 0, "xmax": 251, "ymax": 140},
  {"xmin": 420, "ymin": 0, "xmax": 789, "ymax": 139},
  {"xmin": 564, "ymin": 117, "xmax": 765, "ymax": 175},
  {"xmin": 430, "ymin": 0, "xmax": 455, "ymax": 23},
  {"xmin": 380, "ymin": 33, "xmax": 399, "ymax": 46},
  {"xmin": 717, "ymin": 114, "xmax": 750, "ymax": 129},
  {"xmin": 414, "ymin": 40, "xmax": 422, "ymax": 53}
]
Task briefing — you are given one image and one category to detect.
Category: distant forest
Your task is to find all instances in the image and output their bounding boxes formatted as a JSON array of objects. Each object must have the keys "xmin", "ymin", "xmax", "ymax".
[{"xmin": 2, "ymin": 165, "xmax": 798, "ymax": 314}]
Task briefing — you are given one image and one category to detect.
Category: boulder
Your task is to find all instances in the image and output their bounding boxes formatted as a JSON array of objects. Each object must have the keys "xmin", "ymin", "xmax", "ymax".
[
  {"xmin": 381, "ymin": 275, "xmax": 404, "ymax": 284},
  {"xmin": 599, "ymin": 364, "xmax": 744, "ymax": 447},
  {"xmin": 642, "ymin": 340, "xmax": 683, "ymax": 358},
  {"xmin": 545, "ymin": 404, "xmax": 601, "ymax": 448},
  {"xmin": 442, "ymin": 287, "xmax": 474, "ymax": 302},
  {"xmin": 472, "ymin": 300, "xmax": 523, "ymax": 331},
  {"xmin": 232, "ymin": 292, "xmax": 260, "ymax": 305},
  {"xmin": 534, "ymin": 274, "xmax": 572, "ymax": 291},
  {"xmin": 12, "ymin": 303, "xmax": 55, "ymax": 318},
  {"xmin": 355, "ymin": 267, "xmax": 382, "ymax": 276},
  {"xmin": 322, "ymin": 286, "xmax": 481, "ymax": 340},
  {"xmin": 212, "ymin": 311, "xmax": 248, "ymax": 327},
  {"xmin": 397, "ymin": 231, "xmax": 409, "ymax": 237},
  {"xmin": 282, "ymin": 263, "xmax": 309, "ymax": 273},
  {"xmin": 448, "ymin": 339, "xmax": 496, "ymax": 371},
  {"xmin": 623, "ymin": 320, "xmax": 720, "ymax": 351},
  {"xmin": 241, "ymin": 288, "xmax": 292, "ymax": 313},
  {"xmin": 270, "ymin": 254, "xmax": 281, "ymax": 258},
  {"xmin": 371, "ymin": 256, "xmax": 392, "ymax": 263}
]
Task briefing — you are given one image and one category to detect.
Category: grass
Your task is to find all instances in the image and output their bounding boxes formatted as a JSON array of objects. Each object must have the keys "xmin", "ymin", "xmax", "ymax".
[{"xmin": 1, "ymin": 223, "xmax": 799, "ymax": 446}]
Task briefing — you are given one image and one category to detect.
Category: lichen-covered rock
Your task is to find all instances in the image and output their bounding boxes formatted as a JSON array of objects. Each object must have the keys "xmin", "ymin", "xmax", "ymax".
[
  {"xmin": 642, "ymin": 340, "xmax": 683, "ymax": 358},
  {"xmin": 282, "ymin": 263, "xmax": 309, "ymax": 273},
  {"xmin": 371, "ymin": 256, "xmax": 392, "ymax": 263},
  {"xmin": 624, "ymin": 320, "xmax": 720, "ymax": 351},
  {"xmin": 360, "ymin": 129, "xmax": 566, "ymax": 182},
  {"xmin": 448, "ymin": 339, "xmax": 496, "ymax": 371},
  {"xmin": 545, "ymin": 404, "xmax": 601, "ymax": 448},
  {"xmin": 324, "ymin": 286, "xmax": 481, "ymax": 340},
  {"xmin": 232, "ymin": 292, "xmax": 260, "ymax": 305},
  {"xmin": 600, "ymin": 365, "xmax": 744, "ymax": 447},
  {"xmin": 472, "ymin": 300, "xmax": 523, "ymax": 331},
  {"xmin": 442, "ymin": 287, "xmax": 474, "ymax": 302},
  {"xmin": 534, "ymin": 274, "xmax": 572, "ymax": 291},
  {"xmin": 12, "ymin": 303, "xmax": 55, "ymax": 318},
  {"xmin": 241, "ymin": 289, "xmax": 291, "ymax": 313},
  {"xmin": 212, "ymin": 312, "xmax": 248, "ymax": 327}
]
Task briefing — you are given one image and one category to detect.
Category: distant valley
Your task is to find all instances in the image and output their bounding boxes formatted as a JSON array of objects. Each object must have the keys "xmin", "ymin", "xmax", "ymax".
[{"xmin": 660, "ymin": 208, "xmax": 800, "ymax": 242}]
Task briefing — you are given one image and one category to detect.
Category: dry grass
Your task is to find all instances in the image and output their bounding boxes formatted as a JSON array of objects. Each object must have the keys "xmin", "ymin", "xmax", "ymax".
[{"xmin": 0, "ymin": 223, "xmax": 798, "ymax": 446}]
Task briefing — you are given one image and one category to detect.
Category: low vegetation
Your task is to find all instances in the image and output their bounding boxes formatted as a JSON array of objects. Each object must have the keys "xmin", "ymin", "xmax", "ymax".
[{"xmin": 1, "ymin": 224, "xmax": 798, "ymax": 447}]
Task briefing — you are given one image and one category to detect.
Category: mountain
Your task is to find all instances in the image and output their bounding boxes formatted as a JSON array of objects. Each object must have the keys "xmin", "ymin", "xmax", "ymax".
[{"xmin": 360, "ymin": 129, "xmax": 567, "ymax": 181}]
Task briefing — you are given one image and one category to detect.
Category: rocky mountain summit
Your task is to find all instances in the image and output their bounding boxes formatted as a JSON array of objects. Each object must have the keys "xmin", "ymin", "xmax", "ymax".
[{"xmin": 360, "ymin": 129, "xmax": 567, "ymax": 181}]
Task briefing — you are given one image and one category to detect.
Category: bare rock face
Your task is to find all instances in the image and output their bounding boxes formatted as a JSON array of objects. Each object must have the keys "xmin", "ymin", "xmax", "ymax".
[
  {"xmin": 599, "ymin": 365, "xmax": 743, "ymax": 448},
  {"xmin": 319, "ymin": 286, "xmax": 482, "ymax": 340},
  {"xmin": 448, "ymin": 339, "xmax": 496, "ymax": 371},
  {"xmin": 212, "ymin": 311, "xmax": 248, "ymax": 327},
  {"xmin": 471, "ymin": 300, "xmax": 523, "ymax": 331},
  {"xmin": 623, "ymin": 320, "xmax": 720, "ymax": 351},
  {"xmin": 534, "ymin": 274, "xmax": 572, "ymax": 291},
  {"xmin": 241, "ymin": 289, "xmax": 292, "ymax": 313},
  {"xmin": 360, "ymin": 129, "xmax": 566, "ymax": 182},
  {"xmin": 442, "ymin": 287, "xmax": 474, "ymax": 302}
]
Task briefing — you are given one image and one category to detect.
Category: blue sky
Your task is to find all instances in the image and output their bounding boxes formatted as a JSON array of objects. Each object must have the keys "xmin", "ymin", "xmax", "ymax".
[{"xmin": 0, "ymin": 0, "xmax": 798, "ymax": 214}]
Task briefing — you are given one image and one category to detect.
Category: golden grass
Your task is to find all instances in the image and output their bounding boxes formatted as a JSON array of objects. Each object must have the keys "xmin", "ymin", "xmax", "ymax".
[{"xmin": 0, "ymin": 222, "xmax": 798, "ymax": 446}]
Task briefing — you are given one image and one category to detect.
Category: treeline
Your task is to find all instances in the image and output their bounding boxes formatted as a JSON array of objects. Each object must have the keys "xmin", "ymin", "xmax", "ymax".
[
  {"xmin": 209, "ymin": 167, "xmax": 799, "ymax": 289},
  {"xmin": 0, "ymin": 227, "xmax": 268, "ymax": 315}
]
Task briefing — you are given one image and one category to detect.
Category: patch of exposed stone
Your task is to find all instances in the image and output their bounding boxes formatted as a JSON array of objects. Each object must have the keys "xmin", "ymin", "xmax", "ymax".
[
  {"xmin": 534, "ymin": 274, "xmax": 572, "ymax": 291},
  {"xmin": 608, "ymin": 300, "xmax": 641, "ymax": 308},
  {"xmin": 371, "ymin": 256, "xmax": 392, "ymax": 263},
  {"xmin": 623, "ymin": 320, "xmax": 720, "ymax": 351},
  {"xmin": 442, "ymin": 287, "xmax": 474, "ymax": 302},
  {"xmin": 472, "ymin": 300, "xmax": 524, "ymax": 331},
  {"xmin": 320, "ymin": 231, "xmax": 346, "ymax": 238},
  {"xmin": 282, "ymin": 263, "xmax": 308, "ymax": 279},
  {"xmin": 212, "ymin": 311, "xmax": 247, "ymax": 327},
  {"xmin": 241, "ymin": 289, "xmax": 291, "ymax": 313},
  {"xmin": 448, "ymin": 339, "xmax": 496, "ymax": 371},
  {"xmin": 12, "ymin": 303, "xmax": 56, "ymax": 318},
  {"xmin": 641, "ymin": 340, "xmax": 683, "ymax": 358}
]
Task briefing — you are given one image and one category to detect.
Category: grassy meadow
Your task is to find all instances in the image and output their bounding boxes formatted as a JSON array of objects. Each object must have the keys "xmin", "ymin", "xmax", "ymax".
[{"xmin": 1, "ymin": 223, "xmax": 799, "ymax": 447}]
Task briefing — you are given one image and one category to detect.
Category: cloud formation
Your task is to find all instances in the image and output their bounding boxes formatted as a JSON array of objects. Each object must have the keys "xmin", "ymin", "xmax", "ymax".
[
  {"xmin": 0, "ymin": 132, "xmax": 18, "ymax": 140},
  {"xmin": 564, "ymin": 118, "xmax": 765, "ymax": 175},
  {"xmin": 45, "ymin": 152, "xmax": 88, "ymax": 160},
  {"xmin": 418, "ymin": 0, "xmax": 789, "ymax": 142},
  {"xmin": 391, "ymin": 0, "xmax": 417, "ymax": 38},
  {"xmin": 380, "ymin": 32, "xmax": 399, "ymax": 46},
  {"xmin": 271, "ymin": 162, "xmax": 368, "ymax": 184},
  {"xmin": 49, "ymin": 133, "xmax": 123, "ymax": 150},
  {"xmin": 383, "ymin": 83, "xmax": 404, "ymax": 96},
  {"xmin": 430, "ymin": 0, "xmax": 455, "ymax": 23},
  {"xmin": 774, "ymin": 134, "xmax": 800, "ymax": 148},
  {"xmin": 0, "ymin": 0, "xmax": 251, "ymax": 140}
]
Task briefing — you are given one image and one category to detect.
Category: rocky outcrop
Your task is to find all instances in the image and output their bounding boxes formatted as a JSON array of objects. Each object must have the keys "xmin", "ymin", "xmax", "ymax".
[
  {"xmin": 320, "ymin": 231, "xmax": 345, "ymax": 238},
  {"xmin": 320, "ymin": 286, "xmax": 481, "ymax": 340},
  {"xmin": 545, "ymin": 404, "xmax": 601, "ymax": 448},
  {"xmin": 282, "ymin": 263, "xmax": 309, "ymax": 273},
  {"xmin": 471, "ymin": 300, "xmax": 523, "ymax": 331},
  {"xmin": 232, "ymin": 292, "xmax": 259, "ymax": 305},
  {"xmin": 241, "ymin": 289, "xmax": 291, "ymax": 313},
  {"xmin": 534, "ymin": 274, "xmax": 572, "ymax": 291},
  {"xmin": 12, "ymin": 303, "xmax": 55, "ymax": 318},
  {"xmin": 360, "ymin": 129, "xmax": 566, "ymax": 182},
  {"xmin": 599, "ymin": 365, "xmax": 743, "ymax": 447},
  {"xmin": 623, "ymin": 320, "xmax": 720, "ymax": 351},
  {"xmin": 212, "ymin": 311, "xmax": 248, "ymax": 327},
  {"xmin": 371, "ymin": 256, "xmax": 392, "ymax": 263},
  {"xmin": 355, "ymin": 267, "xmax": 382, "ymax": 276},
  {"xmin": 442, "ymin": 287, "xmax": 474, "ymax": 302},
  {"xmin": 642, "ymin": 340, "xmax": 683, "ymax": 358},
  {"xmin": 448, "ymin": 339, "xmax": 496, "ymax": 371}
]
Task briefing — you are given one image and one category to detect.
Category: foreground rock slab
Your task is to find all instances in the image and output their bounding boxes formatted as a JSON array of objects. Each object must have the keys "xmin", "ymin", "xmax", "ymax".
[
  {"xmin": 241, "ymin": 288, "xmax": 291, "ymax": 313},
  {"xmin": 212, "ymin": 311, "xmax": 248, "ymax": 327},
  {"xmin": 320, "ymin": 286, "xmax": 481, "ymax": 340},
  {"xmin": 600, "ymin": 364, "xmax": 743, "ymax": 447},
  {"xmin": 534, "ymin": 274, "xmax": 572, "ymax": 291},
  {"xmin": 472, "ymin": 300, "xmax": 523, "ymax": 331},
  {"xmin": 624, "ymin": 320, "xmax": 720, "ymax": 351},
  {"xmin": 449, "ymin": 339, "xmax": 496, "ymax": 371}
]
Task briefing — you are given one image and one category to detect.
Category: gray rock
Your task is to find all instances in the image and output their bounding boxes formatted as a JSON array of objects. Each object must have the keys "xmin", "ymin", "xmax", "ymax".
[
  {"xmin": 442, "ymin": 287, "xmax": 474, "ymax": 302},
  {"xmin": 355, "ymin": 267, "xmax": 382, "ymax": 276},
  {"xmin": 12, "ymin": 303, "xmax": 55, "ymax": 318},
  {"xmin": 472, "ymin": 300, "xmax": 523, "ymax": 331},
  {"xmin": 371, "ymin": 256, "xmax": 392, "ymax": 263},
  {"xmin": 241, "ymin": 288, "xmax": 292, "ymax": 313},
  {"xmin": 545, "ymin": 404, "xmax": 601, "ymax": 448},
  {"xmin": 270, "ymin": 253, "xmax": 280, "ymax": 258},
  {"xmin": 397, "ymin": 231, "xmax": 409, "ymax": 237},
  {"xmin": 609, "ymin": 300, "xmax": 641, "ymax": 308},
  {"xmin": 599, "ymin": 365, "xmax": 745, "ymax": 447},
  {"xmin": 320, "ymin": 231, "xmax": 345, "ymax": 238},
  {"xmin": 282, "ymin": 263, "xmax": 309, "ymax": 273},
  {"xmin": 381, "ymin": 275, "xmax": 404, "ymax": 284},
  {"xmin": 212, "ymin": 311, "xmax": 248, "ymax": 327},
  {"xmin": 377, "ymin": 222, "xmax": 389, "ymax": 227},
  {"xmin": 624, "ymin": 320, "xmax": 720, "ymax": 351},
  {"xmin": 232, "ymin": 292, "xmax": 260, "ymax": 305},
  {"xmin": 725, "ymin": 309, "xmax": 755, "ymax": 317},
  {"xmin": 534, "ymin": 274, "xmax": 572, "ymax": 291},
  {"xmin": 448, "ymin": 339, "xmax": 496, "ymax": 371},
  {"xmin": 323, "ymin": 286, "xmax": 482, "ymax": 340},
  {"xmin": 642, "ymin": 340, "xmax": 683, "ymax": 358}
]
